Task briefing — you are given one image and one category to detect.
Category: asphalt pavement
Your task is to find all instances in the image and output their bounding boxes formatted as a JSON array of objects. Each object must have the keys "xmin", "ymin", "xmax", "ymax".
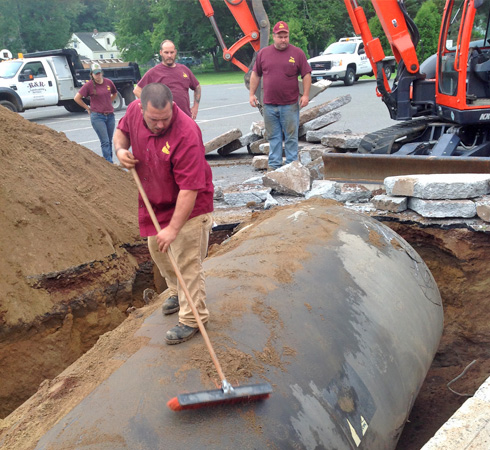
[{"xmin": 20, "ymin": 79, "xmax": 396, "ymax": 162}]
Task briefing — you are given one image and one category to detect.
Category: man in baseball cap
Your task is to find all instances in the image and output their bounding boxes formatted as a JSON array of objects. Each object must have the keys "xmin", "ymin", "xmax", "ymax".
[
  {"xmin": 273, "ymin": 21, "xmax": 289, "ymax": 34},
  {"xmin": 249, "ymin": 21, "xmax": 311, "ymax": 170}
]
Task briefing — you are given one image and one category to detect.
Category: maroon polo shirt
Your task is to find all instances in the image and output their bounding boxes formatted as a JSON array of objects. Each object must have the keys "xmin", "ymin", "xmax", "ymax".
[
  {"xmin": 78, "ymin": 78, "xmax": 117, "ymax": 113},
  {"xmin": 253, "ymin": 44, "xmax": 311, "ymax": 105},
  {"xmin": 117, "ymin": 100, "xmax": 213, "ymax": 237},
  {"xmin": 137, "ymin": 64, "xmax": 199, "ymax": 117}
]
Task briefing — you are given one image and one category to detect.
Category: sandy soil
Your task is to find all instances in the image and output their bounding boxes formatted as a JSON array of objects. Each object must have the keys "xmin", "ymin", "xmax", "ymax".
[{"xmin": 0, "ymin": 106, "xmax": 141, "ymax": 328}]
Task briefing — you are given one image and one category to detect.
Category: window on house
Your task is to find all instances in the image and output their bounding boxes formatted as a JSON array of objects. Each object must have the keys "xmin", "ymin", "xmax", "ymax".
[
  {"xmin": 100, "ymin": 54, "xmax": 103, "ymax": 59},
  {"xmin": 107, "ymin": 38, "xmax": 110, "ymax": 45},
  {"xmin": 111, "ymin": 54, "xmax": 114, "ymax": 58}
]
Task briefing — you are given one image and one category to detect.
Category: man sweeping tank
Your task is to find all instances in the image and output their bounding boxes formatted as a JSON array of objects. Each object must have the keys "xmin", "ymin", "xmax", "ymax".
[{"xmin": 114, "ymin": 83, "xmax": 214, "ymax": 345}]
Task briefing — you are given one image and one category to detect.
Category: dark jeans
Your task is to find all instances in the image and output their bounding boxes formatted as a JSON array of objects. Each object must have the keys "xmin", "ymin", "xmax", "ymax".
[{"xmin": 90, "ymin": 113, "xmax": 115, "ymax": 163}]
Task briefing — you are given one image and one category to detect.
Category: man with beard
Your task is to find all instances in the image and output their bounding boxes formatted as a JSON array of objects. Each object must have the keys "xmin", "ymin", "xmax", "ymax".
[
  {"xmin": 249, "ymin": 21, "xmax": 311, "ymax": 170},
  {"xmin": 134, "ymin": 40, "xmax": 201, "ymax": 119},
  {"xmin": 115, "ymin": 83, "xmax": 213, "ymax": 344}
]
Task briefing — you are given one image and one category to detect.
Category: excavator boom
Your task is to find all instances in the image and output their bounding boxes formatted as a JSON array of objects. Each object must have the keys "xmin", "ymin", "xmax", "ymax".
[{"xmin": 323, "ymin": 0, "xmax": 490, "ymax": 181}]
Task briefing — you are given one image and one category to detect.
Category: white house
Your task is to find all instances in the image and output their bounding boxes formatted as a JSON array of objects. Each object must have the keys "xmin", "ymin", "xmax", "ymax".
[{"xmin": 67, "ymin": 29, "xmax": 122, "ymax": 62}]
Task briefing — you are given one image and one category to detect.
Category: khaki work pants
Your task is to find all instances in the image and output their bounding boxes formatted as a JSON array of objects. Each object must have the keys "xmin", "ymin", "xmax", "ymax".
[{"xmin": 148, "ymin": 213, "xmax": 213, "ymax": 327}]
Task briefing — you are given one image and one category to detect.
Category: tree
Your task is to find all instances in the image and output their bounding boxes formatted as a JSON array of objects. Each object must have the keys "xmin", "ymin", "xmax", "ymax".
[
  {"xmin": 414, "ymin": 0, "xmax": 440, "ymax": 63},
  {"xmin": 0, "ymin": 0, "xmax": 23, "ymax": 54},
  {"xmin": 109, "ymin": 0, "xmax": 155, "ymax": 63},
  {"xmin": 74, "ymin": 0, "xmax": 115, "ymax": 32},
  {"xmin": 17, "ymin": 0, "xmax": 82, "ymax": 52}
]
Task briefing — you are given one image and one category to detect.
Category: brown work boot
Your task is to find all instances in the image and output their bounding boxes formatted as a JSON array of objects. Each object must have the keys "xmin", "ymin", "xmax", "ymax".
[
  {"xmin": 165, "ymin": 323, "xmax": 199, "ymax": 345},
  {"xmin": 161, "ymin": 295, "xmax": 179, "ymax": 315}
]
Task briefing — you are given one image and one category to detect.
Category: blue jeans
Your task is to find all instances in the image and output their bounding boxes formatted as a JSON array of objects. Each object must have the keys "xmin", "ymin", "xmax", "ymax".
[
  {"xmin": 91, "ymin": 113, "xmax": 115, "ymax": 163},
  {"xmin": 263, "ymin": 103, "xmax": 300, "ymax": 169}
]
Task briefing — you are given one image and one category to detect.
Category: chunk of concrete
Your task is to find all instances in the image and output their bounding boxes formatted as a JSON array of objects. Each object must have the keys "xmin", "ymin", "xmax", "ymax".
[
  {"xmin": 223, "ymin": 188, "xmax": 271, "ymax": 207},
  {"xmin": 299, "ymin": 112, "xmax": 341, "ymax": 137},
  {"xmin": 262, "ymin": 161, "xmax": 311, "ymax": 196},
  {"xmin": 258, "ymin": 143, "xmax": 270, "ymax": 155},
  {"xmin": 409, "ymin": 198, "xmax": 477, "ymax": 218},
  {"xmin": 421, "ymin": 375, "xmax": 490, "ymax": 450},
  {"xmin": 372, "ymin": 194, "xmax": 408, "ymax": 212},
  {"xmin": 385, "ymin": 174, "xmax": 490, "ymax": 199},
  {"xmin": 251, "ymin": 121, "xmax": 265, "ymax": 137},
  {"xmin": 306, "ymin": 128, "xmax": 353, "ymax": 143},
  {"xmin": 321, "ymin": 132, "xmax": 365, "ymax": 149},
  {"xmin": 252, "ymin": 155, "xmax": 269, "ymax": 170},
  {"xmin": 298, "ymin": 148, "xmax": 324, "ymax": 166},
  {"xmin": 476, "ymin": 196, "xmax": 490, "ymax": 222},
  {"xmin": 305, "ymin": 180, "xmax": 336, "ymax": 200},
  {"xmin": 335, "ymin": 183, "xmax": 372, "ymax": 203},
  {"xmin": 204, "ymin": 128, "xmax": 242, "ymax": 154},
  {"xmin": 264, "ymin": 193, "xmax": 279, "ymax": 210},
  {"xmin": 307, "ymin": 156, "xmax": 324, "ymax": 181},
  {"xmin": 249, "ymin": 138, "xmax": 268, "ymax": 154},
  {"xmin": 299, "ymin": 94, "xmax": 351, "ymax": 126}
]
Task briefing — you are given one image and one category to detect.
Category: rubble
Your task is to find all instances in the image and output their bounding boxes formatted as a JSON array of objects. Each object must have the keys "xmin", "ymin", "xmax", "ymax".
[
  {"xmin": 204, "ymin": 128, "xmax": 242, "ymax": 154},
  {"xmin": 320, "ymin": 132, "xmax": 365, "ymax": 150},
  {"xmin": 385, "ymin": 174, "xmax": 490, "ymax": 199},
  {"xmin": 262, "ymin": 161, "xmax": 311, "ymax": 196}
]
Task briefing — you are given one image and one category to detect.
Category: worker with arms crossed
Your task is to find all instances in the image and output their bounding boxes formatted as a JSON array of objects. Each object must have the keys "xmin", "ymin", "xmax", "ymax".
[
  {"xmin": 134, "ymin": 40, "xmax": 201, "ymax": 120},
  {"xmin": 249, "ymin": 21, "xmax": 311, "ymax": 170},
  {"xmin": 114, "ymin": 83, "xmax": 214, "ymax": 345}
]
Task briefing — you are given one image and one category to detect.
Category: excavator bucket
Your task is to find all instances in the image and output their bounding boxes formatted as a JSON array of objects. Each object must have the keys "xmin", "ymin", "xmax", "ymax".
[{"xmin": 322, "ymin": 153, "xmax": 490, "ymax": 183}]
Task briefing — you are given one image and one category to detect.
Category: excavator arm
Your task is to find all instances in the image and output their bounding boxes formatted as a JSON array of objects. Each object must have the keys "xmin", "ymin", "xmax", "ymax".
[
  {"xmin": 198, "ymin": 0, "xmax": 269, "ymax": 73},
  {"xmin": 343, "ymin": 0, "xmax": 424, "ymax": 120}
]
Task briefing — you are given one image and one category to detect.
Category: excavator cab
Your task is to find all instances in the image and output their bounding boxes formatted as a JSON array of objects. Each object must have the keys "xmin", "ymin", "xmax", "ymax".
[{"xmin": 438, "ymin": 0, "xmax": 490, "ymax": 121}]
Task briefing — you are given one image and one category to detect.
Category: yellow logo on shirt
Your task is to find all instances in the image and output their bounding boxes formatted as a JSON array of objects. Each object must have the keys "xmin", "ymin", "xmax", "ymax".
[
  {"xmin": 162, "ymin": 142, "xmax": 170, "ymax": 154},
  {"xmin": 183, "ymin": 73, "xmax": 188, "ymax": 78},
  {"xmin": 289, "ymin": 56, "xmax": 296, "ymax": 63},
  {"xmin": 107, "ymin": 86, "xmax": 111, "ymax": 91}
]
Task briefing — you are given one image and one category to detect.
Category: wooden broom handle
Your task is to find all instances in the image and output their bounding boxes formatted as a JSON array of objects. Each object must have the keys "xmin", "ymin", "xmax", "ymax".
[{"xmin": 130, "ymin": 168, "xmax": 227, "ymax": 383}]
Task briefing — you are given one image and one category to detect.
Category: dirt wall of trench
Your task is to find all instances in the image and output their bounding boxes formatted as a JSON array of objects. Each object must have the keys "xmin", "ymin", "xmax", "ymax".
[
  {"xmin": 381, "ymin": 221, "xmax": 490, "ymax": 450},
  {"xmin": 0, "ymin": 106, "xmax": 146, "ymax": 417}
]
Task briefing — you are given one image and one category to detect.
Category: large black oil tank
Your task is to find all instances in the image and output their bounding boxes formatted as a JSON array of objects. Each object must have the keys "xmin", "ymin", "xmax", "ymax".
[{"xmin": 33, "ymin": 199, "xmax": 443, "ymax": 449}]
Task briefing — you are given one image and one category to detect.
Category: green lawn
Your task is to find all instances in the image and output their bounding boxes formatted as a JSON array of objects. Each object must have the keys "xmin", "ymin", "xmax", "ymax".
[{"xmin": 194, "ymin": 70, "xmax": 245, "ymax": 85}]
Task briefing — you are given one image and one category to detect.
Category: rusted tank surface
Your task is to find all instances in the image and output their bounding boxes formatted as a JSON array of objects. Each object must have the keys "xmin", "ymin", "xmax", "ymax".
[{"xmin": 33, "ymin": 200, "xmax": 443, "ymax": 450}]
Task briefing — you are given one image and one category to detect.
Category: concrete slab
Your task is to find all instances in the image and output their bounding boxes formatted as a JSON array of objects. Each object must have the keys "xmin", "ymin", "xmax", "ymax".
[{"xmin": 422, "ymin": 376, "xmax": 490, "ymax": 450}]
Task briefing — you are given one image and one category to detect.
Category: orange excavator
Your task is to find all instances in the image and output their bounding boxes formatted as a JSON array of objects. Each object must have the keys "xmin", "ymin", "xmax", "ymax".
[{"xmin": 200, "ymin": 0, "xmax": 490, "ymax": 179}]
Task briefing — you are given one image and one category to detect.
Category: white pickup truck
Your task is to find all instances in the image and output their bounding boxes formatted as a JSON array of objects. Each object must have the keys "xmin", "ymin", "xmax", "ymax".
[
  {"xmin": 308, "ymin": 37, "xmax": 395, "ymax": 86},
  {"xmin": 0, "ymin": 49, "xmax": 140, "ymax": 113}
]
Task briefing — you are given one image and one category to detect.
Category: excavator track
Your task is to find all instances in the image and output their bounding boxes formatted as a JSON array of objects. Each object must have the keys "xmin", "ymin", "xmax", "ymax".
[
  {"xmin": 358, "ymin": 117, "xmax": 437, "ymax": 154},
  {"xmin": 323, "ymin": 118, "xmax": 490, "ymax": 182}
]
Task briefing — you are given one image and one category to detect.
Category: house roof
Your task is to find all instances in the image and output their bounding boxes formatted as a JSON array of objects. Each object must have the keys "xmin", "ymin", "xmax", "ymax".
[{"xmin": 73, "ymin": 32, "xmax": 109, "ymax": 52}]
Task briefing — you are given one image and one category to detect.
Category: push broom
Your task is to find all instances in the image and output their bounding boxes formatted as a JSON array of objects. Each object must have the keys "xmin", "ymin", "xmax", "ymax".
[{"xmin": 131, "ymin": 168, "xmax": 272, "ymax": 411}]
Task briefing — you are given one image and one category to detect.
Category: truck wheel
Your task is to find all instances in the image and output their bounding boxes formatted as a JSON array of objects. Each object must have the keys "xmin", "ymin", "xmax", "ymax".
[
  {"xmin": 112, "ymin": 92, "xmax": 123, "ymax": 111},
  {"xmin": 344, "ymin": 67, "xmax": 356, "ymax": 86},
  {"xmin": 384, "ymin": 65, "xmax": 393, "ymax": 80},
  {"xmin": 0, "ymin": 100, "xmax": 17, "ymax": 112},
  {"xmin": 64, "ymin": 100, "xmax": 86, "ymax": 113},
  {"xmin": 122, "ymin": 86, "xmax": 136, "ymax": 106}
]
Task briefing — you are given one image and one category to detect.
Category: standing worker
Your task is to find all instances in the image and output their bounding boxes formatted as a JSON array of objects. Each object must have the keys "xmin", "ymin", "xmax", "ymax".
[
  {"xmin": 249, "ymin": 21, "xmax": 312, "ymax": 170},
  {"xmin": 133, "ymin": 40, "xmax": 201, "ymax": 120},
  {"xmin": 74, "ymin": 63, "xmax": 118, "ymax": 163},
  {"xmin": 114, "ymin": 83, "xmax": 214, "ymax": 345}
]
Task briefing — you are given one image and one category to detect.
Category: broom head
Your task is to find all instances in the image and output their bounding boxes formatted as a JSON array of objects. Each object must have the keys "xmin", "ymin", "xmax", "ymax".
[{"xmin": 167, "ymin": 382, "xmax": 272, "ymax": 411}]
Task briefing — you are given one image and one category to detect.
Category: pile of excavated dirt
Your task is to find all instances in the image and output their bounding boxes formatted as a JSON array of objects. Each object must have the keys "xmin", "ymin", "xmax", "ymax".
[{"xmin": 0, "ymin": 106, "xmax": 145, "ymax": 417}]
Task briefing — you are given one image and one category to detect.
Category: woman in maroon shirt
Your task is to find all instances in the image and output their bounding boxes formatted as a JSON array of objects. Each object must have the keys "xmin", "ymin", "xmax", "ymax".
[{"xmin": 74, "ymin": 63, "xmax": 118, "ymax": 163}]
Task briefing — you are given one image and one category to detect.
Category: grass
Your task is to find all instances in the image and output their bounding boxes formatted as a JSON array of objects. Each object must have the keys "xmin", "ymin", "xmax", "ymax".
[{"xmin": 193, "ymin": 70, "xmax": 245, "ymax": 85}]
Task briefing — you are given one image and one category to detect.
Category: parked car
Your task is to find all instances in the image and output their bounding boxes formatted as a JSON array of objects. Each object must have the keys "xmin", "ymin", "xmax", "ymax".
[
  {"xmin": 308, "ymin": 37, "xmax": 395, "ymax": 86},
  {"xmin": 177, "ymin": 56, "xmax": 200, "ymax": 67}
]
